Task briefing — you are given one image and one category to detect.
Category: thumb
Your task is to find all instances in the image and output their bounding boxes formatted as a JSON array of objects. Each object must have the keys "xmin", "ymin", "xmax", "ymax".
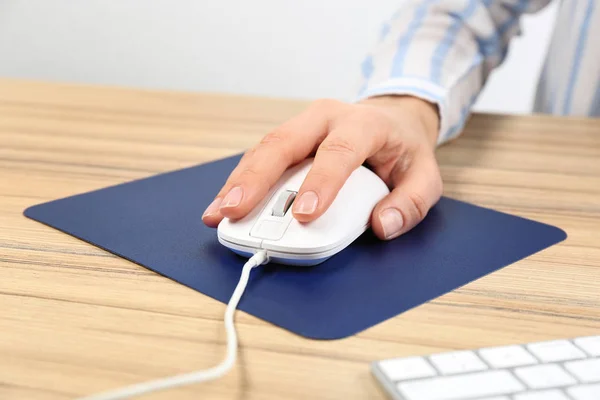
[{"xmin": 371, "ymin": 152, "xmax": 443, "ymax": 240}]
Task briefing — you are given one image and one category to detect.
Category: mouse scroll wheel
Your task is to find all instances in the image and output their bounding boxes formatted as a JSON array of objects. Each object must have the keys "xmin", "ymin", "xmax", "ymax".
[{"xmin": 272, "ymin": 190, "xmax": 297, "ymax": 217}]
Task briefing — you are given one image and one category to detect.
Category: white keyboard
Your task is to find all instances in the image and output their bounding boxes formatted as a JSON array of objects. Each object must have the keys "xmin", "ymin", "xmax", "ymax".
[{"xmin": 371, "ymin": 336, "xmax": 600, "ymax": 400}]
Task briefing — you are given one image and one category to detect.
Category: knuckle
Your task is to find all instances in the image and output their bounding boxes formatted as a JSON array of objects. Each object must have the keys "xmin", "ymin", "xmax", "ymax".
[
  {"xmin": 258, "ymin": 130, "xmax": 293, "ymax": 162},
  {"xmin": 407, "ymin": 192, "xmax": 429, "ymax": 222},
  {"xmin": 318, "ymin": 138, "xmax": 359, "ymax": 173},
  {"xmin": 306, "ymin": 168, "xmax": 336, "ymax": 187},
  {"xmin": 259, "ymin": 130, "xmax": 286, "ymax": 146},
  {"xmin": 317, "ymin": 137, "xmax": 364, "ymax": 173},
  {"xmin": 242, "ymin": 130, "xmax": 293, "ymax": 166},
  {"xmin": 319, "ymin": 137, "xmax": 357, "ymax": 157},
  {"xmin": 239, "ymin": 165, "xmax": 261, "ymax": 179}
]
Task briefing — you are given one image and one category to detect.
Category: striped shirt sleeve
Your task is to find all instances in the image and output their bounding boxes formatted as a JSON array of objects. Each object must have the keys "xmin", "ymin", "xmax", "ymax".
[{"xmin": 356, "ymin": 0, "xmax": 553, "ymax": 145}]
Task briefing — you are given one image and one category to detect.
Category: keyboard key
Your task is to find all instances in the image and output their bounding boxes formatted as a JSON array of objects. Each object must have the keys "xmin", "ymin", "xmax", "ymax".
[
  {"xmin": 567, "ymin": 383, "xmax": 600, "ymax": 400},
  {"xmin": 479, "ymin": 345, "xmax": 538, "ymax": 368},
  {"xmin": 429, "ymin": 350, "xmax": 488, "ymax": 375},
  {"xmin": 564, "ymin": 358, "xmax": 600, "ymax": 383},
  {"xmin": 574, "ymin": 336, "xmax": 600, "ymax": 357},
  {"xmin": 377, "ymin": 356, "xmax": 437, "ymax": 381},
  {"xmin": 397, "ymin": 370, "xmax": 525, "ymax": 400},
  {"xmin": 527, "ymin": 340, "xmax": 586, "ymax": 362},
  {"xmin": 513, "ymin": 389, "xmax": 570, "ymax": 399},
  {"xmin": 514, "ymin": 364, "xmax": 577, "ymax": 389}
]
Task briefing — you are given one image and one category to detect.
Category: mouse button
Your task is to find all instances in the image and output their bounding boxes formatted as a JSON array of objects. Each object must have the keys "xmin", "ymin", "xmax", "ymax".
[
  {"xmin": 271, "ymin": 190, "xmax": 297, "ymax": 217},
  {"xmin": 249, "ymin": 219, "xmax": 287, "ymax": 240},
  {"xmin": 217, "ymin": 222, "xmax": 262, "ymax": 248},
  {"xmin": 262, "ymin": 220, "xmax": 338, "ymax": 254}
]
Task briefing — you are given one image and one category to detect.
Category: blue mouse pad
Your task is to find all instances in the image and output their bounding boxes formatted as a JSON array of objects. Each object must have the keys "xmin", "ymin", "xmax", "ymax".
[{"xmin": 24, "ymin": 154, "xmax": 566, "ymax": 340}]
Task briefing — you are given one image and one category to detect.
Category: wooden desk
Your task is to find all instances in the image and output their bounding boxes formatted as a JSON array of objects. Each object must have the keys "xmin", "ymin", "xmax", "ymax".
[{"xmin": 1, "ymin": 79, "xmax": 599, "ymax": 400}]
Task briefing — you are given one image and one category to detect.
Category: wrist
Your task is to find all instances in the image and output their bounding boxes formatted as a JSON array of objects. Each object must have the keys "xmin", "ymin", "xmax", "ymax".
[{"xmin": 360, "ymin": 95, "xmax": 440, "ymax": 148}]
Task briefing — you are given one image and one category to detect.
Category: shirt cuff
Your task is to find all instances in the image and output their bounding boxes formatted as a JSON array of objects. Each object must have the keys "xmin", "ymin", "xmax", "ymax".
[{"xmin": 354, "ymin": 77, "xmax": 452, "ymax": 146}]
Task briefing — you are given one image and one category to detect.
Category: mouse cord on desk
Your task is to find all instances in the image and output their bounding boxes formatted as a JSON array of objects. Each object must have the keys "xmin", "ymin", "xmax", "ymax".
[{"xmin": 78, "ymin": 250, "xmax": 269, "ymax": 400}]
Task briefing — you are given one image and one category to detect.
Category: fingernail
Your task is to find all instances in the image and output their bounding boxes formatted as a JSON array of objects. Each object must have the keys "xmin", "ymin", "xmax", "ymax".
[
  {"xmin": 379, "ymin": 208, "xmax": 404, "ymax": 239},
  {"xmin": 202, "ymin": 197, "xmax": 222, "ymax": 218},
  {"xmin": 294, "ymin": 191, "xmax": 319, "ymax": 215},
  {"xmin": 221, "ymin": 187, "xmax": 243, "ymax": 209}
]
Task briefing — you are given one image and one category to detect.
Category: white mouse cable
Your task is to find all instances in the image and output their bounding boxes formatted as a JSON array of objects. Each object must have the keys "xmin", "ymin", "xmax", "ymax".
[{"xmin": 78, "ymin": 250, "xmax": 269, "ymax": 400}]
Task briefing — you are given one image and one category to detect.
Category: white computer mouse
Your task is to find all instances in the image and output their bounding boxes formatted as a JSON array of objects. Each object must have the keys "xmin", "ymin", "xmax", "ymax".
[{"xmin": 217, "ymin": 158, "xmax": 390, "ymax": 266}]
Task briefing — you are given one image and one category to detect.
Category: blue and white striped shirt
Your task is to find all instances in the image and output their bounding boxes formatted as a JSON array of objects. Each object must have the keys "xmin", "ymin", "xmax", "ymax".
[{"xmin": 357, "ymin": 0, "xmax": 600, "ymax": 144}]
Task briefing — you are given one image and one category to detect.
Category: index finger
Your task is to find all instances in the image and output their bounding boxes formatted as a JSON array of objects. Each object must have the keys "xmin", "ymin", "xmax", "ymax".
[{"xmin": 202, "ymin": 100, "xmax": 342, "ymax": 227}]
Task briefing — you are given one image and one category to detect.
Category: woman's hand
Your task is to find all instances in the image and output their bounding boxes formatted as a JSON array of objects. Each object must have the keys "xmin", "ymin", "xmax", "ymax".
[{"xmin": 202, "ymin": 95, "xmax": 443, "ymax": 240}]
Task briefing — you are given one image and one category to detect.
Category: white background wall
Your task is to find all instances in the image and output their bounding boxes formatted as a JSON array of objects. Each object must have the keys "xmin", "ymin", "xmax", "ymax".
[{"xmin": 0, "ymin": 0, "xmax": 558, "ymax": 114}]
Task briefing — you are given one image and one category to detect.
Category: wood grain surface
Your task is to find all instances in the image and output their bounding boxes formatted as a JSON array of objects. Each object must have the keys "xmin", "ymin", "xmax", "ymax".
[{"xmin": 1, "ymin": 78, "xmax": 599, "ymax": 400}]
